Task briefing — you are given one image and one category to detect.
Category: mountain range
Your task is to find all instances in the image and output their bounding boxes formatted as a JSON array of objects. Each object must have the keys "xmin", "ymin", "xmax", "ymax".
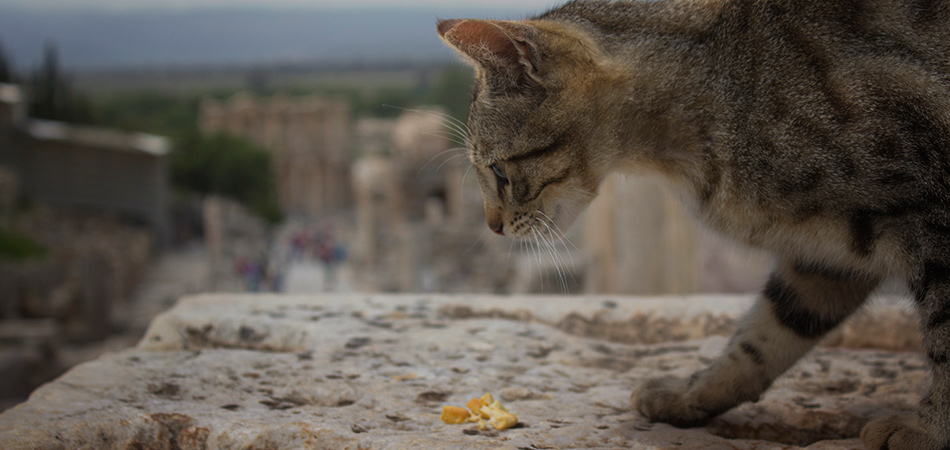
[{"xmin": 0, "ymin": 6, "xmax": 534, "ymax": 71}]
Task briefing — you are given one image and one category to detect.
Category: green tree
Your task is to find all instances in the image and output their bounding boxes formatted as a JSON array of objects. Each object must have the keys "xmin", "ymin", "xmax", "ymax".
[
  {"xmin": 28, "ymin": 42, "xmax": 95, "ymax": 124},
  {"xmin": 171, "ymin": 132, "xmax": 282, "ymax": 223},
  {"xmin": 29, "ymin": 43, "xmax": 60, "ymax": 120},
  {"xmin": 93, "ymin": 92, "xmax": 200, "ymax": 136},
  {"xmin": 0, "ymin": 36, "xmax": 12, "ymax": 83}
]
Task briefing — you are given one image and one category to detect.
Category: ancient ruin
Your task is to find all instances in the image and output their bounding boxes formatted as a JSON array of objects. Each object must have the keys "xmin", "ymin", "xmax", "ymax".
[
  {"xmin": 200, "ymin": 93, "xmax": 352, "ymax": 219},
  {"xmin": 0, "ymin": 83, "xmax": 171, "ymax": 409}
]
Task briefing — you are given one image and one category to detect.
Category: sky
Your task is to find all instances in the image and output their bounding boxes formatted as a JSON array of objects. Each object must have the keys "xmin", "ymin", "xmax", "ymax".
[
  {"xmin": 0, "ymin": 0, "xmax": 560, "ymax": 69},
  {"xmin": 0, "ymin": 0, "xmax": 561, "ymax": 11}
]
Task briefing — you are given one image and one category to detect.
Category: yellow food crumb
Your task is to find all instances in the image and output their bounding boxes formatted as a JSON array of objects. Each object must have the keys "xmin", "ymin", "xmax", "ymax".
[
  {"xmin": 466, "ymin": 398, "xmax": 488, "ymax": 419},
  {"xmin": 441, "ymin": 405, "xmax": 471, "ymax": 424},
  {"xmin": 441, "ymin": 393, "xmax": 518, "ymax": 430},
  {"xmin": 482, "ymin": 404, "xmax": 518, "ymax": 430}
]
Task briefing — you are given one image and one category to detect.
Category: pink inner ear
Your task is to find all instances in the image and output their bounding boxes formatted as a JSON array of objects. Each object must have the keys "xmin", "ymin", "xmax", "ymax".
[{"xmin": 441, "ymin": 20, "xmax": 524, "ymax": 67}]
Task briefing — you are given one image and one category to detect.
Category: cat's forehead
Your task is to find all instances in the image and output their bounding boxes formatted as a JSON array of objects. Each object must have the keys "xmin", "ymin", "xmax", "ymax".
[
  {"xmin": 468, "ymin": 121, "xmax": 560, "ymax": 167},
  {"xmin": 467, "ymin": 131, "xmax": 510, "ymax": 165},
  {"xmin": 467, "ymin": 99, "xmax": 517, "ymax": 163},
  {"xmin": 467, "ymin": 84, "xmax": 550, "ymax": 164}
]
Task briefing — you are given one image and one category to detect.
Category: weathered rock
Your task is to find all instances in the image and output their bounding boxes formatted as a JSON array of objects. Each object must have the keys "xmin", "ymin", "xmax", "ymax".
[{"xmin": 0, "ymin": 294, "xmax": 926, "ymax": 449}]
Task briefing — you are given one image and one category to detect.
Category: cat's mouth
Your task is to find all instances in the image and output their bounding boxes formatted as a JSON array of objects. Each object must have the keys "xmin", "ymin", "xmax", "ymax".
[{"xmin": 483, "ymin": 180, "xmax": 596, "ymax": 241}]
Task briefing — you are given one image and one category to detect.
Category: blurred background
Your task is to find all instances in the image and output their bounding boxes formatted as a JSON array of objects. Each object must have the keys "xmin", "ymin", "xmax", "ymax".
[{"xmin": 0, "ymin": 0, "xmax": 770, "ymax": 410}]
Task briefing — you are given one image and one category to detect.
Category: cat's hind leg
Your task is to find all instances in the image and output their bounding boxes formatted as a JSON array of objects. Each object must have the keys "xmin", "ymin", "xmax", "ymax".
[
  {"xmin": 861, "ymin": 261, "xmax": 950, "ymax": 450},
  {"xmin": 633, "ymin": 259, "xmax": 879, "ymax": 427}
]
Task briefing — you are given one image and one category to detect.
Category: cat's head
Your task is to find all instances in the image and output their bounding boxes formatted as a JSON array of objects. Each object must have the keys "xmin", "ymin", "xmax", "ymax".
[{"xmin": 438, "ymin": 18, "xmax": 618, "ymax": 240}]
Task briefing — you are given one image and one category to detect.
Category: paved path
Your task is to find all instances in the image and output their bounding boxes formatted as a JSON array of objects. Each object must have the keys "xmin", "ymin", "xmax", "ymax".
[{"xmin": 124, "ymin": 244, "xmax": 214, "ymax": 332}]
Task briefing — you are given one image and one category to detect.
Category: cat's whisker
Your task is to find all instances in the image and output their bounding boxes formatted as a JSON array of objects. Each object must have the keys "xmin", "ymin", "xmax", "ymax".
[
  {"xmin": 381, "ymin": 105, "xmax": 472, "ymax": 146},
  {"xmin": 426, "ymin": 108, "xmax": 470, "ymax": 134},
  {"xmin": 535, "ymin": 228, "xmax": 564, "ymax": 293},
  {"xmin": 435, "ymin": 153, "xmax": 469, "ymax": 173},
  {"xmin": 537, "ymin": 234, "xmax": 554, "ymax": 293},
  {"xmin": 532, "ymin": 224, "xmax": 568, "ymax": 294},
  {"xmin": 440, "ymin": 121, "xmax": 473, "ymax": 141},
  {"xmin": 534, "ymin": 219, "xmax": 572, "ymax": 293},
  {"xmin": 382, "ymin": 104, "xmax": 467, "ymax": 129},
  {"xmin": 547, "ymin": 233, "xmax": 570, "ymax": 294},
  {"xmin": 519, "ymin": 236, "xmax": 535, "ymax": 292},
  {"xmin": 534, "ymin": 212, "xmax": 580, "ymax": 278},
  {"xmin": 417, "ymin": 147, "xmax": 468, "ymax": 175},
  {"xmin": 425, "ymin": 125, "xmax": 471, "ymax": 145},
  {"xmin": 431, "ymin": 110, "xmax": 472, "ymax": 138},
  {"xmin": 529, "ymin": 228, "xmax": 545, "ymax": 292},
  {"xmin": 463, "ymin": 227, "xmax": 489, "ymax": 255},
  {"xmin": 435, "ymin": 108, "xmax": 469, "ymax": 129},
  {"xmin": 541, "ymin": 218, "xmax": 578, "ymax": 275},
  {"xmin": 423, "ymin": 130, "xmax": 470, "ymax": 148},
  {"xmin": 536, "ymin": 215, "xmax": 578, "ymax": 277},
  {"xmin": 430, "ymin": 113, "xmax": 473, "ymax": 146},
  {"xmin": 460, "ymin": 164, "xmax": 475, "ymax": 204},
  {"xmin": 536, "ymin": 210, "xmax": 581, "ymax": 252}
]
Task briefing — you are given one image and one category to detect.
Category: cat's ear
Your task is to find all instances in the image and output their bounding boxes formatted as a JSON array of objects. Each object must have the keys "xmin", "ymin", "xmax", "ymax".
[{"xmin": 437, "ymin": 19, "xmax": 538, "ymax": 81}]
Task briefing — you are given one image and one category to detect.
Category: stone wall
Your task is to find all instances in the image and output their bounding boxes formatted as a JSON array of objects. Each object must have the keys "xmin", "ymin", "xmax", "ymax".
[
  {"xmin": 0, "ymin": 166, "xmax": 18, "ymax": 225},
  {"xmin": 0, "ymin": 293, "xmax": 924, "ymax": 449},
  {"xmin": 0, "ymin": 208, "xmax": 153, "ymax": 408}
]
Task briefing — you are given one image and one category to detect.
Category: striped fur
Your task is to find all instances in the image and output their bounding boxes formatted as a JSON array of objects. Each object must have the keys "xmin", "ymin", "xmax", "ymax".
[{"xmin": 438, "ymin": 0, "xmax": 950, "ymax": 448}]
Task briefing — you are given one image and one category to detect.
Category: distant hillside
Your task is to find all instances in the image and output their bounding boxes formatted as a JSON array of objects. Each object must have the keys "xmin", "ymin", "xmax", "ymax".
[{"xmin": 0, "ymin": 6, "xmax": 533, "ymax": 71}]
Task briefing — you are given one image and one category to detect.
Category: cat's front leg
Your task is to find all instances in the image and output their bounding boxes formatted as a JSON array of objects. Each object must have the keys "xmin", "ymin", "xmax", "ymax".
[
  {"xmin": 860, "ymin": 260, "xmax": 950, "ymax": 450},
  {"xmin": 633, "ymin": 260, "xmax": 879, "ymax": 427}
]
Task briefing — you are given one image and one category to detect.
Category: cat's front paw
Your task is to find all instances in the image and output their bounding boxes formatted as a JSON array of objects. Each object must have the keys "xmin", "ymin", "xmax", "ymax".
[
  {"xmin": 632, "ymin": 377, "xmax": 716, "ymax": 428},
  {"xmin": 861, "ymin": 415, "xmax": 945, "ymax": 450}
]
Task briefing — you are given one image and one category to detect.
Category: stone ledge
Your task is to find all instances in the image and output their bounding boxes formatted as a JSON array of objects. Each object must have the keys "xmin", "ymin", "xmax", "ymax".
[{"xmin": 0, "ymin": 294, "xmax": 925, "ymax": 449}]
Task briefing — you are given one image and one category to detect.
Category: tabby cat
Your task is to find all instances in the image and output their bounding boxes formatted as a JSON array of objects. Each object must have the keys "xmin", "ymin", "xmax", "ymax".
[{"xmin": 437, "ymin": 0, "xmax": 950, "ymax": 448}]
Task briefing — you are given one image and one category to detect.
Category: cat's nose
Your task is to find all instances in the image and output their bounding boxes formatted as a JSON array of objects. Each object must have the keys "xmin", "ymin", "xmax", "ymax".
[{"xmin": 488, "ymin": 218, "xmax": 504, "ymax": 236}]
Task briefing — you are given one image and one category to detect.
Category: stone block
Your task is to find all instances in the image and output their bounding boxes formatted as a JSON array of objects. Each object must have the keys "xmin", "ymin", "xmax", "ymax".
[{"xmin": 0, "ymin": 294, "xmax": 925, "ymax": 449}]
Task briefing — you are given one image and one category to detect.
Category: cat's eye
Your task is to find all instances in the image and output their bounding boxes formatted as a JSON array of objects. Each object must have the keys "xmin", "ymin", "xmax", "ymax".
[{"xmin": 490, "ymin": 163, "xmax": 508, "ymax": 181}]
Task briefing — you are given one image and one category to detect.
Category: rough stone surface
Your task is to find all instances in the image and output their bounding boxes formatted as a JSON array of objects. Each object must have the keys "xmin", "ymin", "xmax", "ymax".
[{"xmin": 0, "ymin": 294, "xmax": 927, "ymax": 449}]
